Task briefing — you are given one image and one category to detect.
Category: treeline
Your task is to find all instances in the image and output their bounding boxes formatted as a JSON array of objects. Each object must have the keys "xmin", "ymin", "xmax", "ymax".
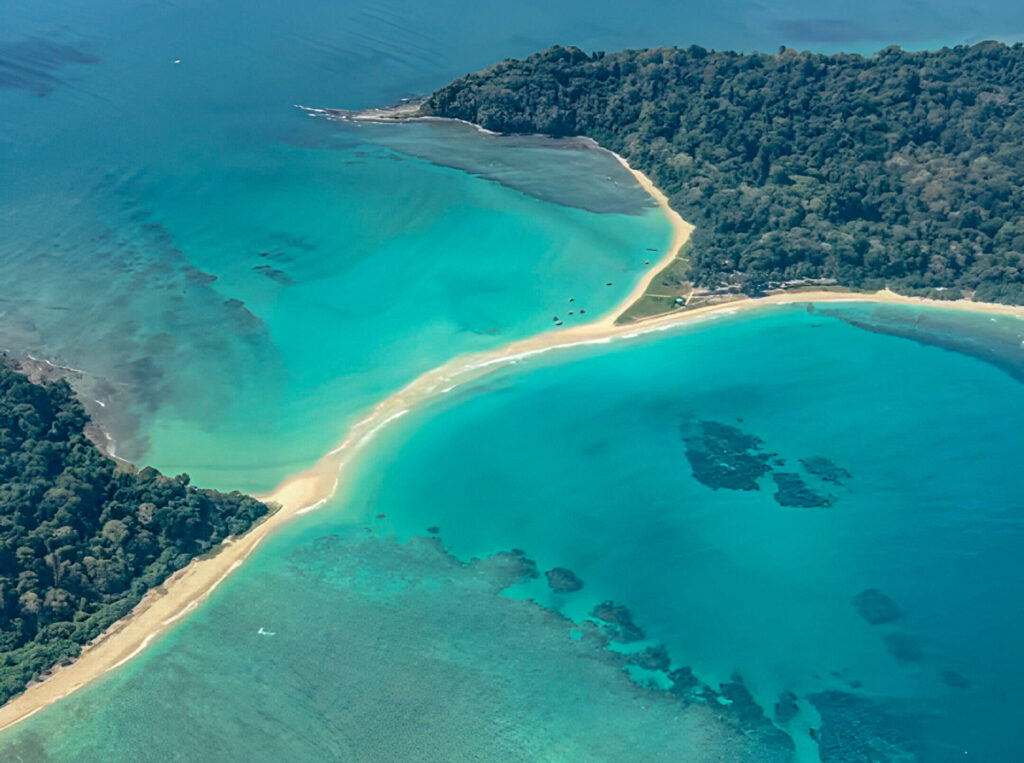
[
  {"xmin": 0, "ymin": 361, "xmax": 268, "ymax": 704},
  {"xmin": 420, "ymin": 42, "xmax": 1024, "ymax": 303}
]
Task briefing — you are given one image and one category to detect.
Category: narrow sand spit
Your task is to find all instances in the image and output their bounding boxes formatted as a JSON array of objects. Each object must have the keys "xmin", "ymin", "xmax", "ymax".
[{"xmin": 2, "ymin": 152, "xmax": 1023, "ymax": 733}]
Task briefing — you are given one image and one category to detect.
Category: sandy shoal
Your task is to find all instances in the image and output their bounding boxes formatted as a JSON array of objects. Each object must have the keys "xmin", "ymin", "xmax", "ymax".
[{"xmin": 2, "ymin": 154, "xmax": 1023, "ymax": 734}]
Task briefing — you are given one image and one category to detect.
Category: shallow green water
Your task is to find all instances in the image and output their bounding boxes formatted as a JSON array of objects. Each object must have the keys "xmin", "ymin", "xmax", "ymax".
[
  {"xmin": 334, "ymin": 302, "xmax": 1024, "ymax": 761},
  {"xmin": 2, "ymin": 110, "xmax": 671, "ymax": 494},
  {"xmin": 128, "ymin": 136, "xmax": 672, "ymax": 492},
  {"xmin": 6, "ymin": 303, "xmax": 1024, "ymax": 762}
]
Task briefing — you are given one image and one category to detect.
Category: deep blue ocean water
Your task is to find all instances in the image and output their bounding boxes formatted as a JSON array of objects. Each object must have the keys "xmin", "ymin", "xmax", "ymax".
[{"xmin": 4, "ymin": 0, "xmax": 1024, "ymax": 759}]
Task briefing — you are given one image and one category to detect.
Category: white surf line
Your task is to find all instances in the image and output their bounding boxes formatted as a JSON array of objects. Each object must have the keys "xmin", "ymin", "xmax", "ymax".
[
  {"xmin": 462, "ymin": 336, "xmax": 615, "ymax": 373},
  {"xmin": 109, "ymin": 634, "xmax": 158, "ymax": 671},
  {"xmin": 354, "ymin": 409, "xmax": 408, "ymax": 447},
  {"xmin": 296, "ymin": 498, "xmax": 328, "ymax": 516},
  {"xmin": 158, "ymin": 558, "xmax": 247, "ymax": 628},
  {"xmin": 25, "ymin": 354, "xmax": 91, "ymax": 375}
]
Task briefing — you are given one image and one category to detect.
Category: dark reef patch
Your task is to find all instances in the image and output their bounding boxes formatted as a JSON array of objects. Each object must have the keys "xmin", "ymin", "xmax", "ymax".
[
  {"xmin": 253, "ymin": 264, "xmax": 296, "ymax": 285},
  {"xmin": 346, "ymin": 533, "xmax": 805, "ymax": 755},
  {"xmin": 591, "ymin": 600, "xmax": 646, "ymax": 642},
  {"xmin": 223, "ymin": 298, "xmax": 266, "ymax": 334},
  {"xmin": 772, "ymin": 472, "xmax": 832, "ymax": 507},
  {"xmin": 627, "ymin": 644, "xmax": 671, "ymax": 672},
  {"xmin": 799, "ymin": 456, "xmax": 851, "ymax": 485},
  {"xmin": 258, "ymin": 250, "xmax": 293, "ymax": 262},
  {"xmin": 182, "ymin": 266, "xmax": 218, "ymax": 285},
  {"xmin": 493, "ymin": 548, "xmax": 539, "ymax": 583},
  {"xmin": 265, "ymin": 530, "xmax": 797, "ymax": 760},
  {"xmin": 545, "ymin": 566, "xmax": 584, "ymax": 593},
  {"xmin": 809, "ymin": 691, "xmax": 921, "ymax": 762},
  {"xmin": 940, "ymin": 670, "xmax": 972, "ymax": 689},
  {"xmin": 681, "ymin": 419, "xmax": 772, "ymax": 491},
  {"xmin": 720, "ymin": 677, "xmax": 798, "ymax": 749},
  {"xmin": 682, "ymin": 418, "xmax": 848, "ymax": 506},
  {"xmin": 852, "ymin": 588, "xmax": 904, "ymax": 626},
  {"xmin": 884, "ymin": 632, "xmax": 925, "ymax": 664},
  {"xmin": 668, "ymin": 666, "xmax": 701, "ymax": 695}
]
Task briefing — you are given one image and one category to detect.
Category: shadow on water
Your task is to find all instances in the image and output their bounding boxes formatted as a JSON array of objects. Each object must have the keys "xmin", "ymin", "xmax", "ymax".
[
  {"xmin": 0, "ymin": 37, "xmax": 99, "ymax": 95},
  {"xmin": 300, "ymin": 116, "xmax": 659, "ymax": 216},
  {"xmin": 814, "ymin": 303, "xmax": 1024, "ymax": 384}
]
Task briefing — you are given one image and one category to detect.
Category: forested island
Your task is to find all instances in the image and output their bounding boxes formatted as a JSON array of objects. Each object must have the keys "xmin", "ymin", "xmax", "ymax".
[
  {"xmin": 0, "ymin": 360, "xmax": 269, "ymax": 705},
  {"xmin": 419, "ymin": 42, "xmax": 1024, "ymax": 313}
]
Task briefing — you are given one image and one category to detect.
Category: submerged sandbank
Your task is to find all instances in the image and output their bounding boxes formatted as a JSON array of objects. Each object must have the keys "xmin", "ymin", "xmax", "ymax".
[{"xmin": 2, "ymin": 152, "xmax": 1023, "ymax": 733}]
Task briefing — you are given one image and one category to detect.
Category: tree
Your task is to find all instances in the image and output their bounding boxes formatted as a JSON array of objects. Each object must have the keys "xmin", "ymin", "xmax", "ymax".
[{"xmin": 420, "ymin": 42, "xmax": 1024, "ymax": 303}]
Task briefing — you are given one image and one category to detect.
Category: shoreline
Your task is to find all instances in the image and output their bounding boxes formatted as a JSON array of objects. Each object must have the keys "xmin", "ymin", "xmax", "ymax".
[
  {"xmin": 3, "ymin": 153, "xmax": 1024, "ymax": 735},
  {"xmin": 598, "ymin": 143, "xmax": 694, "ymax": 324}
]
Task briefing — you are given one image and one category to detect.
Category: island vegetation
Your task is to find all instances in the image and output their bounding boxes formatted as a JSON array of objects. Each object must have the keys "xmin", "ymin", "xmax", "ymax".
[
  {"xmin": 0, "ymin": 360, "xmax": 268, "ymax": 705},
  {"xmin": 419, "ymin": 42, "xmax": 1024, "ymax": 310}
]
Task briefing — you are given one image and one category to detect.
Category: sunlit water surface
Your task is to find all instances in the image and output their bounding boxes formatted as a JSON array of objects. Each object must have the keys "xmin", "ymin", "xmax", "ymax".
[{"xmin": 4, "ymin": 0, "xmax": 1024, "ymax": 760}]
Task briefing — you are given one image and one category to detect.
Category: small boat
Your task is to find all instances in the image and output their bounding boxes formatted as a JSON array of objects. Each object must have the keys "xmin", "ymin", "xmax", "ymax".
[{"xmin": 257, "ymin": 627, "xmax": 276, "ymax": 636}]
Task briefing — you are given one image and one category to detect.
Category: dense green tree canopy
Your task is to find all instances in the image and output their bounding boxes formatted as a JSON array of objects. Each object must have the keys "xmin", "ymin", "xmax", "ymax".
[
  {"xmin": 0, "ymin": 361, "xmax": 268, "ymax": 704},
  {"xmin": 421, "ymin": 42, "xmax": 1024, "ymax": 303}
]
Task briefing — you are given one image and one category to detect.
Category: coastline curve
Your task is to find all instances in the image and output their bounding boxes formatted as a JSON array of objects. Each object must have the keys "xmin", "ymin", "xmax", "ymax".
[{"xmin": 2, "ymin": 145, "xmax": 1024, "ymax": 734}]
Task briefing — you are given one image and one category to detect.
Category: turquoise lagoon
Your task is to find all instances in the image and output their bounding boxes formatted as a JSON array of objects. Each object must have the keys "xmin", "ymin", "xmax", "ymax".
[
  {"xmin": 6, "ymin": 0, "xmax": 1024, "ymax": 760},
  {"xmin": 1, "ymin": 52, "xmax": 672, "ymax": 493},
  {"xmin": 5, "ymin": 303, "xmax": 1024, "ymax": 762},
  {"xmin": 4, "ymin": 0, "xmax": 1024, "ymax": 487},
  {"xmin": 344, "ymin": 303, "xmax": 1024, "ymax": 762}
]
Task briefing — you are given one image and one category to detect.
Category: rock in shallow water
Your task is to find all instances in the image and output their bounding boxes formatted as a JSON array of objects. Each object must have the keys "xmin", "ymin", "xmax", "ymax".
[
  {"xmin": 627, "ymin": 644, "xmax": 671, "ymax": 672},
  {"xmin": 590, "ymin": 600, "xmax": 646, "ymax": 642},
  {"xmin": 545, "ymin": 566, "xmax": 584, "ymax": 593}
]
